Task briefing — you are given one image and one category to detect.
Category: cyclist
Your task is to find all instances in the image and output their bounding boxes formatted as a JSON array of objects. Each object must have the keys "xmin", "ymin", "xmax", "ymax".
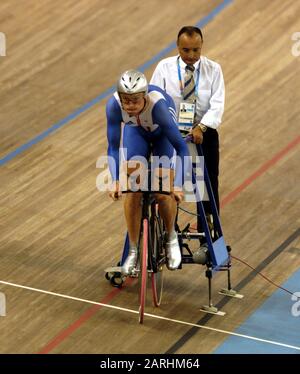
[{"xmin": 106, "ymin": 69, "xmax": 190, "ymax": 275}]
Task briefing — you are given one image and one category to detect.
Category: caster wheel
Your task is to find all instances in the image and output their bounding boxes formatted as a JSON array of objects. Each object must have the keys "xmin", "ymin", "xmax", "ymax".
[
  {"xmin": 110, "ymin": 273, "xmax": 124, "ymax": 288},
  {"xmin": 105, "ymin": 271, "xmax": 115, "ymax": 281}
]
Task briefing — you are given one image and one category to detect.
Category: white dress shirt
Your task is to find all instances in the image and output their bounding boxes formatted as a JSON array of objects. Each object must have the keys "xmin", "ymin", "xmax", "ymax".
[{"xmin": 150, "ymin": 56, "xmax": 225, "ymax": 129}]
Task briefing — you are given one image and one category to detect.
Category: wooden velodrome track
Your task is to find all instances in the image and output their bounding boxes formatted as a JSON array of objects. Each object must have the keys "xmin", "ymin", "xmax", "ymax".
[{"xmin": 0, "ymin": 0, "xmax": 299, "ymax": 354}]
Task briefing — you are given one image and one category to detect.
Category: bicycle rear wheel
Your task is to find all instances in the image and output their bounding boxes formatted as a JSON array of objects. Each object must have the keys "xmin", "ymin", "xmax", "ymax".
[
  {"xmin": 139, "ymin": 218, "xmax": 148, "ymax": 324},
  {"xmin": 150, "ymin": 208, "xmax": 164, "ymax": 307}
]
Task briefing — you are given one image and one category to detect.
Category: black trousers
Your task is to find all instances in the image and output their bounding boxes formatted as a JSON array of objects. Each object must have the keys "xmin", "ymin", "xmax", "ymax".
[{"xmin": 201, "ymin": 128, "xmax": 219, "ymax": 214}]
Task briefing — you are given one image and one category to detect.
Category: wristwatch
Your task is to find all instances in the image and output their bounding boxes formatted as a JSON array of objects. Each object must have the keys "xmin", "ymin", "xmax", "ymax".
[{"xmin": 197, "ymin": 123, "xmax": 207, "ymax": 132}]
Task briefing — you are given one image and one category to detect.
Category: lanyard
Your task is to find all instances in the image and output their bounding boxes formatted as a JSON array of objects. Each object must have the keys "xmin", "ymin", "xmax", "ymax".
[{"xmin": 177, "ymin": 56, "xmax": 200, "ymax": 98}]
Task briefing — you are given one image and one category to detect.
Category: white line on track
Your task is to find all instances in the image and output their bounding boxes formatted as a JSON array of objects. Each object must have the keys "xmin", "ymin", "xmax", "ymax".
[{"xmin": 1, "ymin": 279, "xmax": 299, "ymax": 351}]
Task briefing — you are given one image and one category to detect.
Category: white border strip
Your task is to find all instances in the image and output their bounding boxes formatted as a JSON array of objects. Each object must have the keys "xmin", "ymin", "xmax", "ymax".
[{"xmin": 1, "ymin": 279, "xmax": 299, "ymax": 351}]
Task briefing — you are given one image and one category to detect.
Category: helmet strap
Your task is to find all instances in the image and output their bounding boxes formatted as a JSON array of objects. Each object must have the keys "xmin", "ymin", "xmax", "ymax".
[{"xmin": 138, "ymin": 97, "xmax": 147, "ymax": 115}]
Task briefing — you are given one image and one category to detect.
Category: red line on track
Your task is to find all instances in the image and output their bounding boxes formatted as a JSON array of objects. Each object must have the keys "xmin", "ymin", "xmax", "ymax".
[
  {"xmin": 220, "ymin": 135, "xmax": 300, "ymax": 208},
  {"xmin": 38, "ymin": 278, "xmax": 135, "ymax": 354}
]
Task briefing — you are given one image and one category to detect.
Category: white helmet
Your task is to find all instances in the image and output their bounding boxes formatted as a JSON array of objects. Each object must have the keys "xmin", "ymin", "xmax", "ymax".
[{"xmin": 117, "ymin": 69, "xmax": 148, "ymax": 95}]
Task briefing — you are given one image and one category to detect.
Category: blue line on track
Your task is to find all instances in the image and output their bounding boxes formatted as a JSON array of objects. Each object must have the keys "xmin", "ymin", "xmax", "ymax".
[{"xmin": 214, "ymin": 268, "xmax": 300, "ymax": 354}]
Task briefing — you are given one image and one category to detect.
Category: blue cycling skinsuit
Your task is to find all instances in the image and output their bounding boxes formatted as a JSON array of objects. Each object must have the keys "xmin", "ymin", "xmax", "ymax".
[{"xmin": 106, "ymin": 84, "xmax": 189, "ymax": 186}]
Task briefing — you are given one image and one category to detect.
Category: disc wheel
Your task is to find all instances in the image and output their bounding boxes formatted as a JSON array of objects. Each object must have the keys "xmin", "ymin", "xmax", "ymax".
[
  {"xmin": 151, "ymin": 267, "xmax": 163, "ymax": 307},
  {"xmin": 150, "ymin": 211, "xmax": 164, "ymax": 307}
]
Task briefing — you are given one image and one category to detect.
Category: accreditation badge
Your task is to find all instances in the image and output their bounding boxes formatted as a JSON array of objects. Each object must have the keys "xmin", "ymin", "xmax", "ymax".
[{"xmin": 178, "ymin": 102, "xmax": 196, "ymax": 132}]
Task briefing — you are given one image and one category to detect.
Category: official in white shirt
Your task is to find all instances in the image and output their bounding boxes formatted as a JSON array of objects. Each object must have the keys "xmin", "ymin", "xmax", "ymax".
[{"xmin": 150, "ymin": 26, "xmax": 225, "ymax": 213}]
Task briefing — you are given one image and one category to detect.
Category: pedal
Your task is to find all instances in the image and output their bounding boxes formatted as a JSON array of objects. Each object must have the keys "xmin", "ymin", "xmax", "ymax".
[{"xmin": 129, "ymin": 268, "xmax": 139, "ymax": 278}]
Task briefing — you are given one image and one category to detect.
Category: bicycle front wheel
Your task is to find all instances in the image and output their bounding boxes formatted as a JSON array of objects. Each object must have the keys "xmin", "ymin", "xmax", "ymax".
[{"xmin": 139, "ymin": 218, "xmax": 148, "ymax": 324}]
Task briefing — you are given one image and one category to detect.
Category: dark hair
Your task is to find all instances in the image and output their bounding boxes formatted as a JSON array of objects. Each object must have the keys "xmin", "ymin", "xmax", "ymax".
[{"xmin": 177, "ymin": 26, "xmax": 203, "ymax": 42}]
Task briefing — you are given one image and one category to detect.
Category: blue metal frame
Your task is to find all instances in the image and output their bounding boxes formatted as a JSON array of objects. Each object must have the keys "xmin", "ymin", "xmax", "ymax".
[{"xmin": 194, "ymin": 143, "xmax": 229, "ymax": 269}]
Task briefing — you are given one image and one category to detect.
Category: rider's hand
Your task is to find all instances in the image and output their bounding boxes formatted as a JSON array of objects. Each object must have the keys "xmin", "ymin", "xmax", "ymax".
[
  {"xmin": 189, "ymin": 126, "xmax": 203, "ymax": 145},
  {"xmin": 109, "ymin": 181, "xmax": 122, "ymax": 201},
  {"xmin": 172, "ymin": 188, "xmax": 184, "ymax": 204}
]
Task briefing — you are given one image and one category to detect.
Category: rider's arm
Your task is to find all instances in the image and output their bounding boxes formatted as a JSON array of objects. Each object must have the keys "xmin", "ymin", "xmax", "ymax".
[
  {"xmin": 152, "ymin": 99, "xmax": 190, "ymax": 187},
  {"xmin": 106, "ymin": 96, "xmax": 123, "ymax": 181}
]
